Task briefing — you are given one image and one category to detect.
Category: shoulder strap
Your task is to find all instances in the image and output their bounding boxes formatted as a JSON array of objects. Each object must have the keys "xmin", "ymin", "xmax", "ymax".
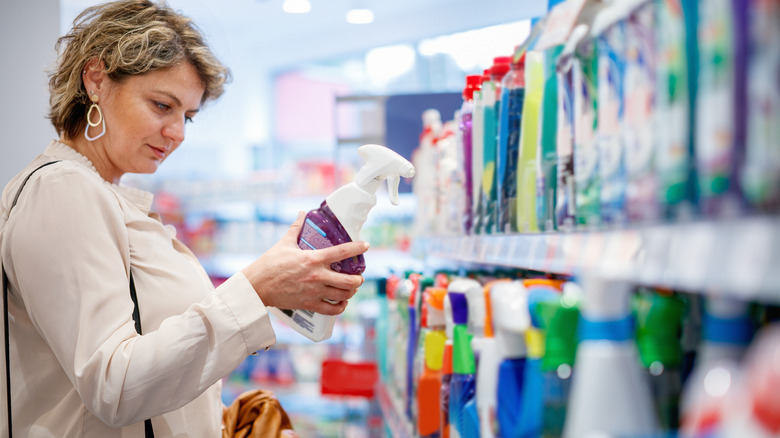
[
  {"xmin": 2, "ymin": 161, "xmax": 153, "ymax": 438},
  {"xmin": 3, "ymin": 161, "xmax": 59, "ymax": 438}
]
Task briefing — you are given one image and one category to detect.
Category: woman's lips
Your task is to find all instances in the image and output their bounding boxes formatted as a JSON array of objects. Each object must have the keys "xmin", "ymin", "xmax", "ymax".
[{"xmin": 149, "ymin": 144, "xmax": 166, "ymax": 159}]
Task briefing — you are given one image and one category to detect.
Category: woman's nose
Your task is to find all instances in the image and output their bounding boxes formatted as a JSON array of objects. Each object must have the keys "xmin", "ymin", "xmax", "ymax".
[{"xmin": 162, "ymin": 117, "xmax": 185, "ymax": 144}]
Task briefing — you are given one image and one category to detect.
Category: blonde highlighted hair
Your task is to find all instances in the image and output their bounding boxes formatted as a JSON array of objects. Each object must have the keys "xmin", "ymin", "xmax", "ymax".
[{"xmin": 49, "ymin": 0, "xmax": 231, "ymax": 139}]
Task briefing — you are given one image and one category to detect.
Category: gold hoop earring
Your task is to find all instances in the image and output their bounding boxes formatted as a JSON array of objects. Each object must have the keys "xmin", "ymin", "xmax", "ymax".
[{"xmin": 84, "ymin": 92, "xmax": 105, "ymax": 141}]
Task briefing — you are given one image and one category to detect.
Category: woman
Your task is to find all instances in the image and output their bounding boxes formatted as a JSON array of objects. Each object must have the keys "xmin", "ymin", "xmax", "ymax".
[{"xmin": 0, "ymin": 0, "xmax": 367, "ymax": 436}]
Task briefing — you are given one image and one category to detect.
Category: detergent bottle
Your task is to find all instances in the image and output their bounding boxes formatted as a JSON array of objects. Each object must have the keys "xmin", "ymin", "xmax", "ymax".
[
  {"xmin": 270, "ymin": 143, "xmax": 415, "ymax": 342},
  {"xmin": 447, "ymin": 278, "xmax": 482, "ymax": 438},
  {"xmin": 563, "ymin": 276, "xmax": 659, "ymax": 438},
  {"xmin": 417, "ymin": 287, "xmax": 448, "ymax": 438},
  {"xmin": 492, "ymin": 279, "xmax": 530, "ymax": 437}
]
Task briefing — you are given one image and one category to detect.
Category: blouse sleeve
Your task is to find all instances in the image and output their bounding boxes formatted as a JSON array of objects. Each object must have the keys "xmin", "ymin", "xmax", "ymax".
[{"xmin": 6, "ymin": 164, "xmax": 276, "ymax": 427}]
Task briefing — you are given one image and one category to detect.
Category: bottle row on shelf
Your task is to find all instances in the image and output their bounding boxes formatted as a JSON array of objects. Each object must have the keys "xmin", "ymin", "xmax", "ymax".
[
  {"xmin": 373, "ymin": 269, "xmax": 780, "ymax": 438},
  {"xmin": 411, "ymin": 0, "xmax": 780, "ymax": 242}
]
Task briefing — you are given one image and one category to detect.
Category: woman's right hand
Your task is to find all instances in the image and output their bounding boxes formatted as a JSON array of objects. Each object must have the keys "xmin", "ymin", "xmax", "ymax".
[{"xmin": 241, "ymin": 211, "xmax": 369, "ymax": 315}]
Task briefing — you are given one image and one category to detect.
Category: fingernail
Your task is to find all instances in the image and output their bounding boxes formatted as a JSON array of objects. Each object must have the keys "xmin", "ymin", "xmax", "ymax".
[{"xmin": 363, "ymin": 242, "xmax": 370, "ymax": 250}]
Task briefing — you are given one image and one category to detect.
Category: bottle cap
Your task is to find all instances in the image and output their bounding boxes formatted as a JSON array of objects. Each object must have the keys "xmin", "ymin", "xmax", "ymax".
[
  {"xmin": 453, "ymin": 324, "xmax": 476, "ymax": 375},
  {"xmin": 463, "ymin": 74, "xmax": 482, "ymax": 101},
  {"xmin": 448, "ymin": 292, "xmax": 469, "ymax": 325},
  {"xmin": 634, "ymin": 290, "xmax": 685, "ymax": 368}
]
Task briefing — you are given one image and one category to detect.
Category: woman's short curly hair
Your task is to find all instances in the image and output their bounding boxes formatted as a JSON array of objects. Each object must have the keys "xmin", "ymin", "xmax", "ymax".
[{"xmin": 49, "ymin": 0, "xmax": 231, "ymax": 139}]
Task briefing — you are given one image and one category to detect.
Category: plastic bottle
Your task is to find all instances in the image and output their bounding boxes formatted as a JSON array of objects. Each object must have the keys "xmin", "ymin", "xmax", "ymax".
[
  {"xmin": 634, "ymin": 288, "xmax": 686, "ymax": 433},
  {"xmin": 436, "ymin": 121, "xmax": 462, "ymax": 236},
  {"xmin": 695, "ymin": 0, "xmax": 748, "ymax": 217},
  {"xmin": 475, "ymin": 279, "xmax": 511, "ymax": 438},
  {"xmin": 555, "ymin": 30, "xmax": 580, "ymax": 232},
  {"xmin": 516, "ymin": 50, "xmax": 544, "ymax": 233},
  {"xmin": 471, "ymin": 71, "xmax": 488, "ymax": 234},
  {"xmin": 417, "ymin": 287, "xmax": 448, "ymax": 438},
  {"xmin": 270, "ymin": 144, "xmax": 415, "ymax": 342},
  {"xmin": 519, "ymin": 279, "xmax": 563, "ymax": 437},
  {"xmin": 492, "ymin": 280, "xmax": 530, "ymax": 437},
  {"xmin": 536, "ymin": 281, "xmax": 580, "ymax": 438},
  {"xmin": 408, "ymin": 276, "xmax": 433, "ymax": 422},
  {"xmin": 679, "ymin": 296, "xmax": 756, "ymax": 436},
  {"xmin": 497, "ymin": 53, "xmax": 526, "ymax": 233},
  {"xmin": 656, "ymin": 0, "xmax": 698, "ymax": 221},
  {"xmin": 594, "ymin": 6, "xmax": 628, "ymax": 227},
  {"xmin": 479, "ymin": 57, "xmax": 512, "ymax": 235},
  {"xmin": 537, "ymin": 44, "xmax": 564, "ymax": 233},
  {"xmin": 459, "ymin": 75, "xmax": 482, "ymax": 234},
  {"xmin": 446, "ymin": 278, "xmax": 482, "ymax": 438},
  {"xmin": 413, "ymin": 109, "xmax": 443, "ymax": 237},
  {"xmin": 563, "ymin": 276, "xmax": 660, "ymax": 438},
  {"xmin": 624, "ymin": 1, "xmax": 661, "ymax": 224},
  {"xmin": 742, "ymin": 0, "xmax": 780, "ymax": 212},
  {"xmin": 441, "ymin": 291, "xmax": 457, "ymax": 438}
]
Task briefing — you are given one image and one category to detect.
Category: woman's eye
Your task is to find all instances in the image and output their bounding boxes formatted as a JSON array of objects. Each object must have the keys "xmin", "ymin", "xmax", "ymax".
[
  {"xmin": 185, "ymin": 116, "xmax": 194, "ymax": 124},
  {"xmin": 155, "ymin": 102, "xmax": 170, "ymax": 111}
]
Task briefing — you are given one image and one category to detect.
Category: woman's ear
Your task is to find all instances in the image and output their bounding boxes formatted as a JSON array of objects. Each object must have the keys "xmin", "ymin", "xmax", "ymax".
[{"xmin": 82, "ymin": 58, "xmax": 107, "ymax": 96}]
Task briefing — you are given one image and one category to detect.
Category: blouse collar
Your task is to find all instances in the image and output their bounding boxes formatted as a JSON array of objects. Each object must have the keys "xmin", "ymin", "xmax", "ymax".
[{"xmin": 44, "ymin": 140, "xmax": 155, "ymax": 214}]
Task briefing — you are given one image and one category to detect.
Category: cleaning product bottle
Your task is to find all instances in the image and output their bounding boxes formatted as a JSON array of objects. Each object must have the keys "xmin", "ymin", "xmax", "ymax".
[
  {"xmin": 417, "ymin": 287, "xmax": 448, "ymax": 438},
  {"xmin": 634, "ymin": 288, "xmax": 686, "ymax": 433},
  {"xmin": 594, "ymin": 3, "xmax": 629, "ymax": 227},
  {"xmin": 441, "ymin": 292, "xmax": 457, "ymax": 438},
  {"xmin": 413, "ymin": 109, "xmax": 442, "ymax": 237},
  {"xmin": 563, "ymin": 276, "xmax": 660, "ymax": 438},
  {"xmin": 721, "ymin": 323, "xmax": 780, "ymax": 438},
  {"xmin": 742, "ymin": 0, "xmax": 780, "ymax": 212},
  {"xmin": 461, "ymin": 276, "xmax": 489, "ymax": 437},
  {"xmin": 537, "ymin": 43, "xmax": 564, "ymax": 233},
  {"xmin": 475, "ymin": 279, "xmax": 511, "ymax": 438},
  {"xmin": 555, "ymin": 31, "xmax": 579, "ymax": 232},
  {"xmin": 436, "ymin": 120, "xmax": 462, "ymax": 236},
  {"xmin": 480, "ymin": 57, "xmax": 512, "ymax": 235},
  {"xmin": 624, "ymin": 1, "xmax": 661, "ymax": 224},
  {"xmin": 656, "ymin": 0, "xmax": 698, "ymax": 221},
  {"xmin": 471, "ymin": 70, "xmax": 488, "ymax": 234},
  {"xmin": 492, "ymin": 279, "xmax": 530, "ymax": 437},
  {"xmin": 459, "ymin": 75, "xmax": 482, "ymax": 234},
  {"xmin": 679, "ymin": 296, "xmax": 756, "ymax": 436},
  {"xmin": 497, "ymin": 52, "xmax": 526, "ymax": 233},
  {"xmin": 695, "ymin": 0, "xmax": 748, "ymax": 217},
  {"xmin": 447, "ymin": 278, "xmax": 482, "ymax": 438},
  {"xmin": 516, "ymin": 50, "xmax": 545, "ymax": 233},
  {"xmin": 408, "ymin": 276, "xmax": 433, "ymax": 422},
  {"xmin": 536, "ymin": 281, "xmax": 581, "ymax": 438},
  {"xmin": 271, "ymin": 144, "xmax": 415, "ymax": 342},
  {"xmin": 519, "ymin": 278, "xmax": 565, "ymax": 437}
]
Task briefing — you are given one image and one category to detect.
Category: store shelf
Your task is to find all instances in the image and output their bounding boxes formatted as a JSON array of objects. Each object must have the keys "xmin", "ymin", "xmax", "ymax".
[{"xmin": 416, "ymin": 216, "xmax": 780, "ymax": 303}]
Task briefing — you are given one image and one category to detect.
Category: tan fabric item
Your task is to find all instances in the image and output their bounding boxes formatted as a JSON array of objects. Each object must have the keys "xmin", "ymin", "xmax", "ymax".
[{"xmin": 222, "ymin": 389, "xmax": 298, "ymax": 438}]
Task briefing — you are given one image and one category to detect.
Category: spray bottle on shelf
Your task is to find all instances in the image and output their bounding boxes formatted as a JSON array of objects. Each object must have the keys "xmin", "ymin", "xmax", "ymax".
[
  {"xmin": 413, "ymin": 109, "xmax": 442, "ymax": 237},
  {"xmin": 536, "ymin": 281, "xmax": 581, "ymax": 438},
  {"xmin": 447, "ymin": 278, "xmax": 482, "ymax": 438},
  {"xmin": 408, "ymin": 276, "xmax": 433, "ymax": 421},
  {"xmin": 416, "ymin": 287, "xmax": 448, "ymax": 438},
  {"xmin": 270, "ymin": 144, "xmax": 415, "ymax": 342},
  {"xmin": 679, "ymin": 296, "xmax": 756, "ymax": 436},
  {"xmin": 563, "ymin": 276, "xmax": 659, "ymax": 438},
  {"xmin": 441, "ymin": 291, "xmax": 457, "ymax": 438},
  {"xmin": 634, "ymin": 288, "xmax": 686, "ymax": 433},
  {"xmin": 492, "ymin": 279, "xmax": 530, "ymax": 437},
  {"xmin": 537, "ymin": 42, "xmax": 564, "ymax": 233}
]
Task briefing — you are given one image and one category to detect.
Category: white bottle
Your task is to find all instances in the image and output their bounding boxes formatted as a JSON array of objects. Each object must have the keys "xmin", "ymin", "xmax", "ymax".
[
  {"xmin": 563, "ymin": 276, "xmax": 660, "ymax": 438},
  {"xmin": 269, "ymin": 144, "xmax": 415, "ymax": 342}
]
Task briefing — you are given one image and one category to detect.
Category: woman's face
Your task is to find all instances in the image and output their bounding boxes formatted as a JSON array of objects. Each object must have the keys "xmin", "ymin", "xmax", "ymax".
[{"xmin": 86, "ymin": 62, "xmax": 205, "ymax": 183}]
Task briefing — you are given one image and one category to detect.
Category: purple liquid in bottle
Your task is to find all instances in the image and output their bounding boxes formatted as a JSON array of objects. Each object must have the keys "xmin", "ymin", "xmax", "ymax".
[{"xmin": 298, "ymin": 201, "xmax": 366, "ymax": 274}]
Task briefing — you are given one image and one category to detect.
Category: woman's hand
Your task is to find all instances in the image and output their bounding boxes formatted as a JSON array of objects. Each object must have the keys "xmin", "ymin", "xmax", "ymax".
[{"xmin": 241, "ymin": 212, "xmax": 369, "ymax": 315}]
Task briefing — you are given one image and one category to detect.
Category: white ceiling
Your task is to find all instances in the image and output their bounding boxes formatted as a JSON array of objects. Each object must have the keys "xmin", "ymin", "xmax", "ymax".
[{"xmin": 60, "ymin": 0, "xmax": 549, "ymax": 71}]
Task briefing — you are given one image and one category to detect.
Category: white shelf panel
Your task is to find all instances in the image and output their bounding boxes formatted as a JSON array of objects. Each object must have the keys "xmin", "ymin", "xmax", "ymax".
[{"xmin": 416, "ymin": 216, "xmax": 780, "ymax": 303}]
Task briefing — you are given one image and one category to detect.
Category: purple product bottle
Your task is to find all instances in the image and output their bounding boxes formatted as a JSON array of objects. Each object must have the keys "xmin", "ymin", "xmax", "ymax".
[
  {"xmin": 460, "ymin": 75, "xmax": 481, "ymax": 234},
  {"xmin": 298, "ymin": 201, "xmax": 365, "ymax": 274}
]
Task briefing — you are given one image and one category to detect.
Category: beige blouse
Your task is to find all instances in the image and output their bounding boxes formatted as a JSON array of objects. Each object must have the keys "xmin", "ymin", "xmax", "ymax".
[{"xmin": 0, "ymin": 140, "xmax": 277, "ymax": 437}]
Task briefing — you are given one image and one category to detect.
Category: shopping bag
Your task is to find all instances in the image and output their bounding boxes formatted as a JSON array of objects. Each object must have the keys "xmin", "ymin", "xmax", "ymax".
[{"xmin": 222, "ymin": 389, "xmax": 297, "ymax": 438}]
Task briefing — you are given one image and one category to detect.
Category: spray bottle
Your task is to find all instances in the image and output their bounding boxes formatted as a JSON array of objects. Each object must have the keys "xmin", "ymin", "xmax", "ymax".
[
  {"xmin": 270, "ymin": 144, "xmax": 415, "ymax": 342},
  {"xmin": 417, "ymin": 287, "xmax": 448, "ymax": 438},
  {"xmin": 447, "ymin": 278, "xmax": 482, "ymax": 438},
  {"xmin": 563, "ymin": 276, "xmax": 659, "ymax": 438},
  {"xmin": 517, "ymin": 49, "xmax": 544, "ymax": 233}
]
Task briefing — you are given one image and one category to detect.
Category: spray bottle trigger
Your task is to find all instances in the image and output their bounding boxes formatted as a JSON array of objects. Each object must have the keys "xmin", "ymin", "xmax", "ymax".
[{"xmin": 387, "ymin": 174, "xmax": 401, "ymax": 205}]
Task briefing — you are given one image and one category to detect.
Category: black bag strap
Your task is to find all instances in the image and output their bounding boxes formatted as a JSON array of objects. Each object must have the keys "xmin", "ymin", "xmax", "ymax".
[{"xmin": 2, "ymin": 161, "xmax": 154, "ymax": 437}]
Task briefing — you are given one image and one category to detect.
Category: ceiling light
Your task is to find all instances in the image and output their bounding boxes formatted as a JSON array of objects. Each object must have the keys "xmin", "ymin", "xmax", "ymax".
[
  {"xmin": 346, "ymin": 8, "xmax": 374, "ymax": 24},
  {"xmin": 283, "ymin": 0, "xmax": 311, "ymax": 14}
]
